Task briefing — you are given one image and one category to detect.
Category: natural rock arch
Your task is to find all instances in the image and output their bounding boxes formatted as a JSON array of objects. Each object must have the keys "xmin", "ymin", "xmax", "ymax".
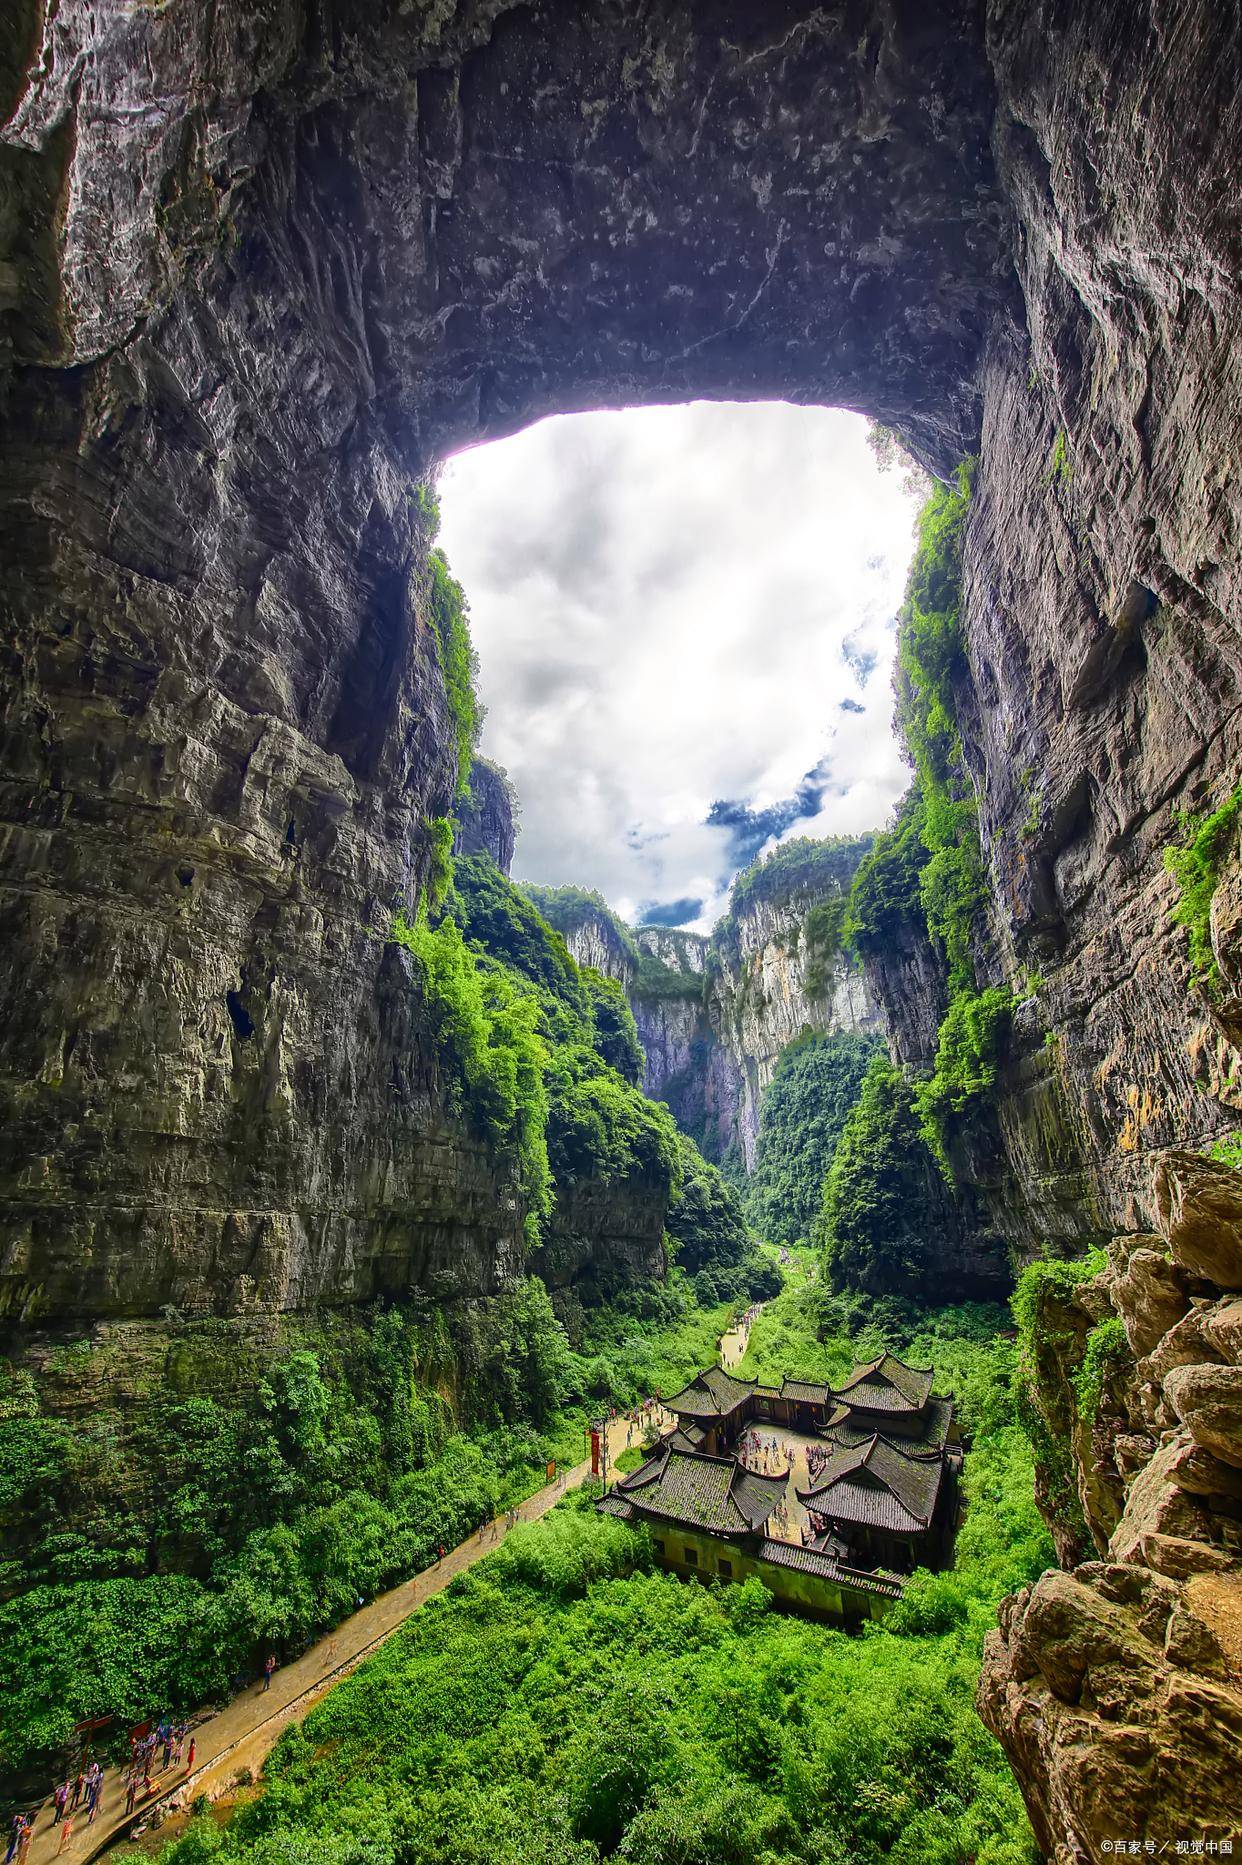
[{"xmin": 0, "ymin": 0, "xmax": 1239, "ymax": 1322}]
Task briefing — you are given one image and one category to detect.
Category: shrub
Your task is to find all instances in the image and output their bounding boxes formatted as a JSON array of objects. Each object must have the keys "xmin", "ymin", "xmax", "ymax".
[
  {"xmin": 666, "ymin": 1133, "xmax": 751, "ymax": 1273},
  {"xmin": 391, "ymin": 907, "xmax": 552, "ymax": 1228},
  {"xmin": 1072, "ymin": 1316, "xmax": 1129, "ymax": 1424},
  {"xmin": 914, "ymin": 985, "xmax": 1013, "ymax": 1170},
  {"xmin": 1164, "ymin": 784, "xmax": 1242, "ymax": 996},
  {"xmin": 581, "ymin": 967, "xmax": 645, "ymax": 1084}
]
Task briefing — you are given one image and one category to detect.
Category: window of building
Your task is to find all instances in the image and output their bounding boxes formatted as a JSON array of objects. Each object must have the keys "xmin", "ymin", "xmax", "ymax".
[
  {"xmin": 718, "ymin": 1558, "xmax": 733, "ymax": 1578},
  {"xmin": 653, "ymin": 1538, "xmax": 665, "ymax": 1557},
  {"xmin": 684, "ymin": 1546, "xmax": 698, "ymax": 1566}
]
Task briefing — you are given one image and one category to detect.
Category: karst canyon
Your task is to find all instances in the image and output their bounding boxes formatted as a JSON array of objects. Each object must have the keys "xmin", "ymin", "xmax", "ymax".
[{"xmin": 1, "ymin": 3, "xmax": 1239, "ymax": 1862}]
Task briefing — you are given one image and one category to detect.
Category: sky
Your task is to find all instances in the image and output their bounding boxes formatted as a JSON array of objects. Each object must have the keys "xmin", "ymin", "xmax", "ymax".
[{"xmin": 437, "ymin": 402, "xmax": 922, "ymax": 933}]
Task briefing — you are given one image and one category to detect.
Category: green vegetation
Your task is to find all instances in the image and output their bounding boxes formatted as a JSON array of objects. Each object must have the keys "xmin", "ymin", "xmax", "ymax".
[
  {"xmin": 1071, "ymin": 1316, "xmax": 1129, "ymax": 1425},
  {"xmin": 845, "ymin": 465, "xmax": 1013, "ymax": 1171},
  {"xmin": 1011, "ymin": 1250, "xmax": 1108, "ymax": 1550},
  {"xmin": 580, "ymin": 967, "xmax": 645, "ymax": 1085},
  {"xmin": 844, "ymin": 787, "xmax": 931, "ymax": 949},
  {"xmin": 1208, "ymin": 1130, "xmax": 1242, "ymax": 1172},
  {"xmin": 153, "ymin": 1283, "xmax": 1047, "ymax": 1865},
  {"xmin": 427, "ymin": 548, "xmax": 483, "ymax": 798},
  {"xmin": 1047, "ymin": 429, "xmax": 1072, "ymax": 487},
  {"xmin": 916, "ymin": 986, "xmax": 1013, "ymax": 1170},
  {"xmin": 726, "ymin": 834, "xmax": 874, "ymax": 919},
  {"xmin": 520, "ymin": 882, "xmax": 639, "ymax": 964},
  {"xmin": 392, "ymin": 906, "xmax": 553, "ymax": 1229},
  {"xmin": 666, "ymin": 1136, "xmax": 780, "ymax": 1307},
  {"xmin": 0, "ymin": 1269, "xmax": 756, "ymax": 1783},
  {"xmin": 396, "ymin": 853, "xmax": 685, "ymax": 1242},
  {"xmin": 1164, "ymin": 784, "xmax": 1242, "ymax": 996},
  {"xmin": 746, "ymin": 1032, "xmax": 879, "ymax": 1247},
  {"xmin": 817, "ymin": 1053, "xmax": 946, "ymax": 1294},
  {"xmin": 632, "ymin": 949, "xmax": 705, "ymax": 1002},
  {"xmin": 0, "ymin": 1292, "xmax": 585, "ymax": 1776},
  {"xmin": 801, "ymin": 894, "xmax": 849, "ymax": 997}
]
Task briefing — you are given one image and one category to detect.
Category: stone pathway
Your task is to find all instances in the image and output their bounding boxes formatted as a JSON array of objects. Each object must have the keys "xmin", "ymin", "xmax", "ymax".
[
  {"xmin": 718, "ymin": 1303, "xmax": 762, "ymax": 1369},
  {"xmin": 23, "ymin": 1418, "xmax": 635, "ymax": 1865}
]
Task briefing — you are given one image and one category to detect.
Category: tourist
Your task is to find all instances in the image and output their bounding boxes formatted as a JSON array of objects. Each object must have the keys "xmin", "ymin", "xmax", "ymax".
[
  {"xmin": 262, "ymin": 1653, "xmax": 277, "ymax": 1692},
  {"xmin": 186, "ymin": 1737, "xmax": 196, "ymax": 1773},
  {"xmin": 16, "ymin": 1819, "xmax": 32, "ymax": 1865},
  {"xmin": 6, "ymin": 1815, "xmax": 25, "ymax": 1865},
  {"xmin": 56, "ymin": 1816, "xmax": 73, "ymax": 1857},
  {"xmin": 125, "ymin": 1776, "xmax": 138, "ymax": 1819},
  {"xmin": 51, "ymin": 1782, "xmax": 68, "ymax": 1828},
  {"xmin": 70, "ymin": 1774, "xmax": 84, "ymax": 1813}
]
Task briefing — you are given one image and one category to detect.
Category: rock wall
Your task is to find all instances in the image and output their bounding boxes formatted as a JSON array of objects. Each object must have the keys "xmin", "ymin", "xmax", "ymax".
[
  {"xmin": 453, "ymin": 757, "xmax": 516, "ymax": 875},
  {"xmin": 978, "ymin": 1151, "xmax": 1242, "ymax": 1855},
  {"xmin": 1, "ymin": 0, "xmax": 1240, "ymax": 1312},
  {"xmin": 558, "ymin": 875, "xmax": 884, "ymax": 1170},
  {"xmin": 530, "ymin": 1176, "xmax": 668, "ymax": 1299},
  {"xmin": 954, "ymin": 2, "xmax": 1242, "ymax": 1255},
  {"xmin": 704, "ymin": 883, "xmax": 883, "ymax": 1167}
]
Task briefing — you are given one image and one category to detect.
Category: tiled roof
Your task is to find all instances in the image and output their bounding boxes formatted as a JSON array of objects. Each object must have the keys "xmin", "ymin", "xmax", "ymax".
[
  {"xmin": 759, "ymin": 1538, "xmax": 905, "ymax": 1598},
  {"xmin": 780, "ymin": 1376, "xmax": 832, "ymax": 1405},
  {"xmin": 613, "ymin": 1444, "xmax": 784, "ymax": 1535},
  {"xmin": 664, "ymin": 1426, "xmax": 705, "ymax": 1453},
  {"xmin": 597, "ymin": 1493, "xmax": 635, "ymax": 1519},
  {"xmin": 665, "ymin": 1365, "xmax": 756, "ymax": 1420},
  {"xmin": 832, "ymin": 1352, "xmax": 934, "ymax": 1414},
  {"xmin": 821, "ymin": 1395, "xmax": 952, "ymax": 1458},
  {"xmin": 760, "ymin": 1538, "xmax": 843, "ymax": 1578},
  {"xmin": 798, "ymin": 1434, "xmax": 944, "ymax": 1534}
]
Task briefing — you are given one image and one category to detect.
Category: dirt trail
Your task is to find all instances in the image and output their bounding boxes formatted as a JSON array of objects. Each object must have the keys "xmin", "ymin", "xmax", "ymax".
[{"xmin": 24, "ymin": 1419, "xmax": 634, "ymax": 1865}]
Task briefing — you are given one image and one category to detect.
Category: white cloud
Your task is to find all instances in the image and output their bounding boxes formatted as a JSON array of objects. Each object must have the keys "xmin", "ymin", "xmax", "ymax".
[{"xmin": 438, "ymin": 403, "xmax": 919, "ymax": 932}]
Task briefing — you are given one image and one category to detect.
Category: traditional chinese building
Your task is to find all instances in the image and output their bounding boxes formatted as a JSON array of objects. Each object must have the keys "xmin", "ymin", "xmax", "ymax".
[{"xmin": 598, "ymin": 1348, "xmax": 960, "ymax": 1618}]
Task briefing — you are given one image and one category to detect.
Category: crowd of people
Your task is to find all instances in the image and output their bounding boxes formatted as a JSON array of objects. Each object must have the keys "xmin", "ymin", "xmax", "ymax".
[
  {"xmin": 736, "ymin": 1427, "xmax": 792, "ymax": 1480},
  {"xmin": 4, "ymin": 1717, "xmax": 205, "ymax": 1863},
  {"xmin": 620, "ymin": 1395, "xmax": 666, "ymax": 1450},
  {"xmin": 803, "ymin": 1440, "xmax": 840, "ymax": 1486}
]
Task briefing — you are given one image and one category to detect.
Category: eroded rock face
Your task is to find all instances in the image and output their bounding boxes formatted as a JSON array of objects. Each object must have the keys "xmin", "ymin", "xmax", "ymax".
[
  {"xmin": 1, "ymin": 2, "xmax": 1240, "ymax": 1315},
  {"xmin": 562, "ymin": 868, "xmax": 884, "ymax": 1168},
  {"xmin": 980, "ymin": 1153, "xmax": 1242, "ymax": 1855},
  {"xmin": 453, "ymin": 758, "xmax": 517, "ymax": 876},
  {"xmin": 955, "ymin": 0, "xmax": 1242, "ymax": 1253}
]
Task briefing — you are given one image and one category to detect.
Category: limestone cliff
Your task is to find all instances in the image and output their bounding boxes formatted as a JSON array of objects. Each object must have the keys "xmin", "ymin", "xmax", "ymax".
[
  {"xmin": 701, "ymin": 847, "xmax": 884, "ymax": 1166},
  {"xmin": 535, "ymin": 845, "xmax": 884, "ymax": 1169},
  {"xmin": 978, "ymin": 1152, "xmax": 1242, "ymax": 1854},
  {"xmin": 453, "ymin": 757, "xmax": 517, "ymax": 876}
]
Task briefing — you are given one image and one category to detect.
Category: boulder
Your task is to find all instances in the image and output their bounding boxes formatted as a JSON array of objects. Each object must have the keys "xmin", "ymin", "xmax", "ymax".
[
  {"xmin": 1108, "ymin": 1437, "xmax": 1220, "ymax": 1566},
  {"xmin": 979, "ymin": 1565, "xmax": 1242, "ymax": 1863},
  {"xmin": 1153, "ymin": 1153, "xmax": 1242, "ymax": 1290},
  {"xmin": 1203, "ymin": 1297, "xmax": 1242, "ymax": 1367},
  {"xmin": 1107, "ymin": 1236, "xmax": 1189, "ymax": 1357},
  {"xmin": 1163, "ymin": 1363, "xmax": 1242, "ymax": 1470}
]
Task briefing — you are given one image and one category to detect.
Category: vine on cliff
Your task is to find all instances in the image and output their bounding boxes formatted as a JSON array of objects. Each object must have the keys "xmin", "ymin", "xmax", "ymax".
[
  {"xmin": 1164, "ymin": 782, "xmax": 1242, "ymax": 997},
  {"xmin": 393, "ymin": 853, "xmax": 683, "ymax": 1247},
  {"xmin": 426, "ymin": 547, "xmax": 484, "ymax": 799},
  {"xmin": 847, "ymin": 463, "xmax": 1013, "ymax": 1171}
]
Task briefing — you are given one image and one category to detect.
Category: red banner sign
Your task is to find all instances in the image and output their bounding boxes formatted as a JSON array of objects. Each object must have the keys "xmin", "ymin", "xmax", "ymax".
[{"xmin": 590, "ymin": 1428, "xmax": 600, "ymax": 1476}]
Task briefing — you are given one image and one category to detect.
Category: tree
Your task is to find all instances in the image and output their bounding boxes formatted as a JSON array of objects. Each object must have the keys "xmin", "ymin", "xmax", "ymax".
[
  {"xmin": 746, "ymin": 1033, "xmax": 878, "ymax": 1245},
  {"xmin": 817, "ymin": 1054, "xmax": 944, "ymax": 1293}
]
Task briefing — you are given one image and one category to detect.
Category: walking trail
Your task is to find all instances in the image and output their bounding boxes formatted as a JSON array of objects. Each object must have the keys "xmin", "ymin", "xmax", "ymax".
[{"xmin": 23, "ymin": 1411, "xmax": 653, "ymax": 1865}]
